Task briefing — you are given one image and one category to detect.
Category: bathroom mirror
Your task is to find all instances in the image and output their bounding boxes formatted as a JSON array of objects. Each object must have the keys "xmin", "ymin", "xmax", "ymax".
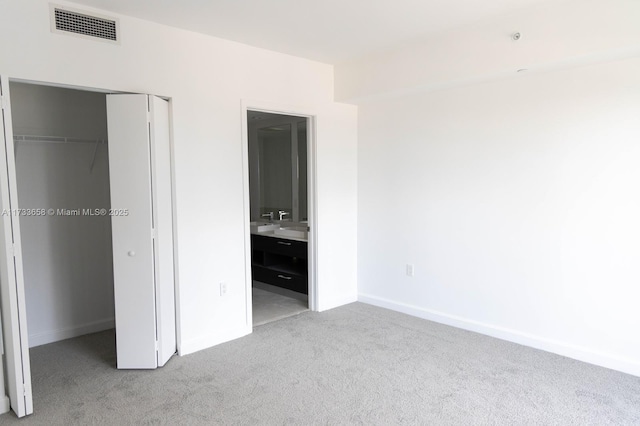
[
  {"xmin": 258, "ymin": 123, "xmax": 293, "ymax": 215},
  {"xmin": 297, "ymin": 120, "xmax": 307, "ymax": 221},
  {"xmin": 248, "ymin": 111, "xmax": 308, "ymax": 222}
]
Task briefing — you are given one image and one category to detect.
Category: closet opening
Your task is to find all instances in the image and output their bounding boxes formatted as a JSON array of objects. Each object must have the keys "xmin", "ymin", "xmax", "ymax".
[
  {"xmin": 10, "ymin": 82, "xmax": 119, "ymax": 368},
  {"xmin": 0, "ymin": 77, "xmax": 177, "ymax": 417}
]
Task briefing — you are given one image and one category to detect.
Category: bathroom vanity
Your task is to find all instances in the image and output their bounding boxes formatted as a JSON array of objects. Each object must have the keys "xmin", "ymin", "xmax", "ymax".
[{"xmin": 250, "ymin": 226, "xmax": 308, "ymax": 294}]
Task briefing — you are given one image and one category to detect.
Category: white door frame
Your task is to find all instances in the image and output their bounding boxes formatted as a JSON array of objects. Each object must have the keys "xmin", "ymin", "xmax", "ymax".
[
  {"xmin": 240, "ymin": 100, "xmax": 318, "ymax": 327},
  {"xmin": 0, "ymin": 75, "xmax": 33, "ymax": 417}
]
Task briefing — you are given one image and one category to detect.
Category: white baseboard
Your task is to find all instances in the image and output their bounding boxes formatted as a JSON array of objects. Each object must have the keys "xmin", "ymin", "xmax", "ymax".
[
  {"xmin": 358, "ymin": 293, "xmax": 640, "ymax": 377},
  {"xmin": 180, "ymin": 292, "xmax": 357, "ymax": 355},
  {"xmin": 180, "ymin": 326, "xmax": 251, "ymax": 356},
  {"xmin": 28, "ymin": 318, "xmax": 115, "ymax": 348},
  {"xmin": 317, "ymin": 293, "xmax": 358, "ymax": 312},
  {"xmin": 0, "ymin": 395, "xmax": 9, "ymax": 414}
]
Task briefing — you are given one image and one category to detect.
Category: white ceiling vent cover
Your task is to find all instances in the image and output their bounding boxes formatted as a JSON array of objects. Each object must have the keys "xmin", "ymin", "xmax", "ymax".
[{"xmin": 50, "ymin": 4, "xmax": 120, "ymax": 44}]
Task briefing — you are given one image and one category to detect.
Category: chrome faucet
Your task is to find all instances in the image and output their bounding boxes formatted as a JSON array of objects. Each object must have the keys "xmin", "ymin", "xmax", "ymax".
[
  {"xmin": 261, "ymin": 212, "xmax": 274, "ymax": 222},
  {"xmin": 278, "ymin": 210, "xmax": 289, "ymax": 221}
]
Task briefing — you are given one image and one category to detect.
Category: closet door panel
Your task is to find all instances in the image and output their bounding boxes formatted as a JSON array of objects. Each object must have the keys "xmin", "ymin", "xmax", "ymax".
[
  {"xmin": 0, "ymin": 76, "xmax": 33, "ymax": 417},
  {"xmin": 106, "ymin": 94, "xmax": 157, "ymax": 369},
  {"xmin": 149, "ymin": 96, "xmax": 176, "ymax": 366}
]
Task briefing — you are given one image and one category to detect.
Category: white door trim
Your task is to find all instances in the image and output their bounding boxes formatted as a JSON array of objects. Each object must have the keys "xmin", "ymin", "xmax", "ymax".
[
  {"xmin": 240, "ymin": 100, "xmax": 319, "ymax": 328},
  {"xmin": 0, "ymin": 75, "xmax": 33, "ymax": 417}
]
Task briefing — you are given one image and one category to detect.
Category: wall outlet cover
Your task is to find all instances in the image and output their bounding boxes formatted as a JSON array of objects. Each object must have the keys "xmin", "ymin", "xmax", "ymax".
[{"xmin": 406, "ymin": 264, "xmax": 414, "ymax": 277}]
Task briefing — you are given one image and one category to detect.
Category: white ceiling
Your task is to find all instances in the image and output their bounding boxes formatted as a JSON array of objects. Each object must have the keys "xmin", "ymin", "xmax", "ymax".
[{"xmin": 70, "ymin": 0, "xmax": 551, "ymax": 64}]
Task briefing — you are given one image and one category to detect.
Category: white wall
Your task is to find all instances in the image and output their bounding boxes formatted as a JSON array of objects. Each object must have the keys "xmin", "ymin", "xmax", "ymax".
[
  {"xmin": 9, "ymin": 83, "xmax": 108, "ymax": 139},
  {"xmin": 11, "ymin": 83, "xmax": 114, "ymax": 347},
  {"xmin": 357, "ymin": 58, "xmax": 640, "ymax": 376},
  {"xmin": 0, "ymin": 0, "xmax": 358, "ymax": 355}
]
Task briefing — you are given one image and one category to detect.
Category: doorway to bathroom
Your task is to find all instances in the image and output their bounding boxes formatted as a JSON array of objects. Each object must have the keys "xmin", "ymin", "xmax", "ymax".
[{"xmin": 245, "ymin": 110, "xmax": 312, "ymax": 327}]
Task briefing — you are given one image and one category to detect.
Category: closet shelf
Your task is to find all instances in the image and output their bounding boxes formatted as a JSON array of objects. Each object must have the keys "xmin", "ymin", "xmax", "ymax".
[
  {"xmin": 13, "ymin": 135, "xmax": 107, "ymax": 144},
  {"xmin": 13, "ymin": 135, "xmax": 108, "ymax": 173}
]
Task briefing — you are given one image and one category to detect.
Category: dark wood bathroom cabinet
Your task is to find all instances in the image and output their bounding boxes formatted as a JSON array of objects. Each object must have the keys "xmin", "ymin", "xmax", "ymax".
[{"xmin": 251, "ymin": 234, "xmax": 308, "ymax": 294}]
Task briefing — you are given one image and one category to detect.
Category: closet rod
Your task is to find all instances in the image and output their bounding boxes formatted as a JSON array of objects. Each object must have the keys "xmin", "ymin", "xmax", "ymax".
[{"xmin": 13, "ymin": 135, "xmax": 107, "ymax": 144}]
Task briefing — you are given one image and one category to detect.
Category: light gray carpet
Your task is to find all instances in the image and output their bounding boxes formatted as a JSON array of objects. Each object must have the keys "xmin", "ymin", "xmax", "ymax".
[
  {"xmin": 0, "ymin": 302, "xmax": 638, "ymax": 425},
  {"xmin": 252, "ymin": 287, "xmax": 308, "ymax": 326}
]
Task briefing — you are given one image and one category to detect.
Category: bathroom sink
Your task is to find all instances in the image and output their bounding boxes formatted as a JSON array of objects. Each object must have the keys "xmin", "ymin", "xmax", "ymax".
[
  {"xmin": 250, "ymin": 222, "xmax": 280, "ymax": 233},
  {"xmin": 274, "ymin": 226, "xmax": 308, "ymax": 239}
]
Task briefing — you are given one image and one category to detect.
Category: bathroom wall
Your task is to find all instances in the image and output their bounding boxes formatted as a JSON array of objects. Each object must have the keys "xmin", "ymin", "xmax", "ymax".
[{"xmin": 11, "ymin": 82, "xmax": 114, "ymax": 347}]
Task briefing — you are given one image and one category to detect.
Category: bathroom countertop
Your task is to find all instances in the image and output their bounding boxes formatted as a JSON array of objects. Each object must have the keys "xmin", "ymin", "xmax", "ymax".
[{"xmin": 250, "ymin": 229, "xmax": 307, "ymax": 243}]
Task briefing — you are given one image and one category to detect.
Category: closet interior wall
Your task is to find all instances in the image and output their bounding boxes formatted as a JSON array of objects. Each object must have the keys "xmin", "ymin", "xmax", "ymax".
[{"xmin": 10, "ymin": 82, "xmax": 115, "ymax": 347}]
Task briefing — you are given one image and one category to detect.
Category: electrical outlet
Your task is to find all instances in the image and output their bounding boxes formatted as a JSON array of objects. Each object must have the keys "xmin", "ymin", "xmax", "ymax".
[
  {"xmin": 406, "ymin": 264, "xmax": 414, "ymax": 277},
  {"xmin": 220, "ymin": 282, "xmax": 228, "ymax": 296}
]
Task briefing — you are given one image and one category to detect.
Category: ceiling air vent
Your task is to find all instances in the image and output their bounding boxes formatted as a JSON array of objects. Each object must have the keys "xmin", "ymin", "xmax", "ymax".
[{"xmin": 50, "ymin": 4, "xmax": 120, "ymax": 44}]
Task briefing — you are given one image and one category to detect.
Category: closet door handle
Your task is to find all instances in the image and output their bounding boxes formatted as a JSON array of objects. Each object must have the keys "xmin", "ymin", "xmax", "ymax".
[
  {"xmin": 127, "ymin": 250, "xmax": 136, "ymax": 257},
  {"xmin": 277, "ymin": 241, "xmax": 292, "ymax": 246},
  {"xmin": 277, "ymin": 274, "xmax": 292, "ymax": 280}
]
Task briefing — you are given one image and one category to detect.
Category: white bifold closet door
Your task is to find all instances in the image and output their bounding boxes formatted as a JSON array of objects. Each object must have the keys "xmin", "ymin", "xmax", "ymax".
[
  {"xmin": 0, "ymin": 81, "xmax": 176, "ymax": 418},
  {"xmin": 0, "ymin": 76, "xmax": 33, "ymax": 418},
  {"xmin": 106, "ymin": 94, "xmax": 176, "ymax": 369}
]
